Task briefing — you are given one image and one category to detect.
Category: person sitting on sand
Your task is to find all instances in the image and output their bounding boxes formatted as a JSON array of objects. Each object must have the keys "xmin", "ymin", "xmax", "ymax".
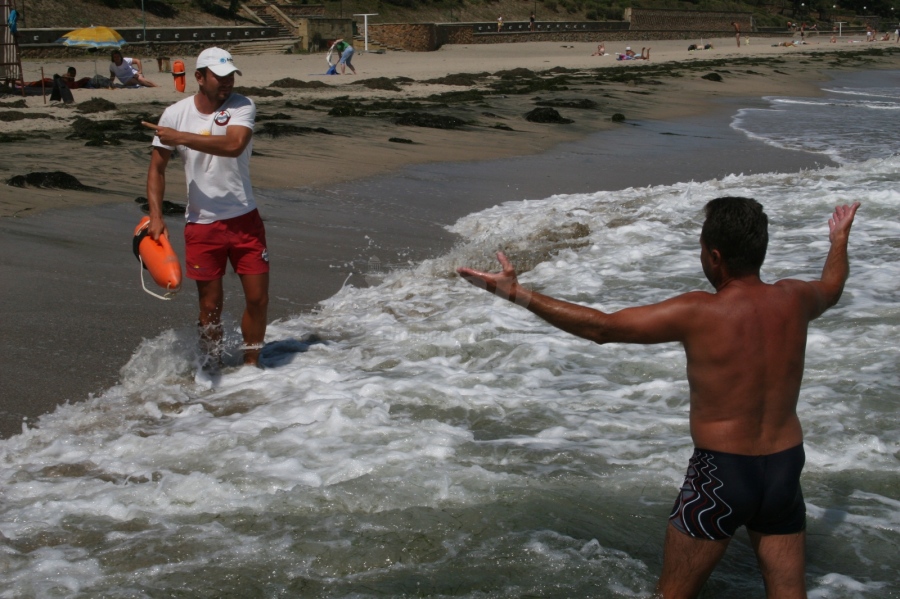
[
  {"xmin": 108, "ymin": 50, "xmax": 158, "ymax": 88},
  {"xmin": 591, "ymin": 43, "xmax": 606, "ymax": 56},
  {"xmin": 881, "ymin": 33, "xmax": 891, "ymax": 41}
]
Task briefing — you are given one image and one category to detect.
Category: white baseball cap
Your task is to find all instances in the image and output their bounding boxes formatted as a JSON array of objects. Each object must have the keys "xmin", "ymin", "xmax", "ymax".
[
  {"xmin": 196, "ymin": 47, "xmax": 242, "ymax": 76},
  {"xmin": 625, "ymin": 46, "xmax": 631, "ymax": 50}
]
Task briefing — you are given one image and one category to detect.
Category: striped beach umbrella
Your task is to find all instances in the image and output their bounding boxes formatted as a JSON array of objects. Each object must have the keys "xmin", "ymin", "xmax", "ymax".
[{"xmin": 55, "ymin": 26, "xmax": 126, "ymax": 49}]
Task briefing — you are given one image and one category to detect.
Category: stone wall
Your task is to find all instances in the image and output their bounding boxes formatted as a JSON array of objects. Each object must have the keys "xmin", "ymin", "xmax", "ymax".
[
  {"xmin": 368, "ymin": 10, "xmax": 760, "ymax": 52},
  {"xmin": 628, "ymin": 9, "xmax": 753, "ymax": 33},
  {"xmin": 367, "ymin": 24, "xmax": 437, "ymax": 52},
  {"xmin": 299, "ymin": 19, "xmax": 352, "ymax": 52},
  {"xmin": 279, "ymin": 4, "xmax": 326, "ymax": 19}
]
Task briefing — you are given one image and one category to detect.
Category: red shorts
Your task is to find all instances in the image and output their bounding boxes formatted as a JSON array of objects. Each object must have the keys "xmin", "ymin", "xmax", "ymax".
[{"xmin": 184, "ymin": 209, "xmax": 269, "ymax": 281}]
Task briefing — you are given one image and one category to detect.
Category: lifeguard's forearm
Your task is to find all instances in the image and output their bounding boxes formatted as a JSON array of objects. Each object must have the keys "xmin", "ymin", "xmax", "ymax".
[
  {"xmin": 146, "ymin": 170, "xmax": 166, "ymax": 218},
  {"xmin": 176, "ymin": 130, "xmax": 250, "ymax": 158}
]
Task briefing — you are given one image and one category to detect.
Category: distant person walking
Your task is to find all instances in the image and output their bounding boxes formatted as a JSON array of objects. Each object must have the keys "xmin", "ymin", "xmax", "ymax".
[
  {"xmin": 732, "ymin": 21, "xmax": 741, "ymax": 47},
  {"xmin": 530, "ymin": 13, "xmax": 536, "ymax": 32},
  {"xmin": 497, "ymin": 16, "xmax": 503, "ymax": 32}
]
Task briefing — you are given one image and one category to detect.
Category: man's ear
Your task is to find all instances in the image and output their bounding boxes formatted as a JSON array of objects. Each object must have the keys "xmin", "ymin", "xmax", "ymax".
[{"xmin": 708, "ymin": 247, "xmax": 724, "ymax": 267}]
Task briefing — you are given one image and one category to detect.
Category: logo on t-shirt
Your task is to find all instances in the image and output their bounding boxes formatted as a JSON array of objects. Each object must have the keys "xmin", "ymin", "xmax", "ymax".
[{"xmin": 214, "ymin": 110, "xmax": 232, "ymax": 127}]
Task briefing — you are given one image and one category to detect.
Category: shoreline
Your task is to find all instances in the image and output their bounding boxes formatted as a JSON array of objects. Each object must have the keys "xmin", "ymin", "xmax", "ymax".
[
  {"xmin": 1, "ymin": 40, "xmax": 898, "ymax": 438},
  {"xmin": 4, "ymin": 40, "xmax": 900, "ymax": 218}
]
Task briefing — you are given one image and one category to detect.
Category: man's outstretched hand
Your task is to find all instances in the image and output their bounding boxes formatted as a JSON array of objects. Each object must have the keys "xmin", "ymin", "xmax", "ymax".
[
  {"xmin": 829, "ymin": 201, "xmax": 860, "ymax": 244},
  {"xmin": 457, "ymin": 252, "xmax": 521, "ymax": 302}
]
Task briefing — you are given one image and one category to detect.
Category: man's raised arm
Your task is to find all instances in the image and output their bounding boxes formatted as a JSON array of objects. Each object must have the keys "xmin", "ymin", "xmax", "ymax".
[
  {"xmin": 806, "ymin": 202, "xmax": 860, "ymax": 319},
  {"xmin": 457, "ymin": 252, "xmax": 693, "ymax": 345}
]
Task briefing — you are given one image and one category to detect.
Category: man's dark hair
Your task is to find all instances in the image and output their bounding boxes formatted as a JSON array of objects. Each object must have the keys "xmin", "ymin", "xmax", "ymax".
[{"xmin": 701, "ymin": 197, "xmax": 768, "ymax": 275}]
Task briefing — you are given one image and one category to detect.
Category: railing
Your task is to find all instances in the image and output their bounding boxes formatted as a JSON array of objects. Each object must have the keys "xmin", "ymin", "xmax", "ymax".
[
  {"xmin": 473, "ymin": 21, "xmax": 629, "ymax": 34},
  {"xmin": 17, "ymin": 26, "xmax": 282, "ymax": 47}
]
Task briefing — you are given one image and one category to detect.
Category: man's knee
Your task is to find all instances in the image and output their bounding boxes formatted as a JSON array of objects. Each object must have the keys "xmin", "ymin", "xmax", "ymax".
[{"xmin": 246, "ymin": 291, "xmax": 268, "ymax": 313}]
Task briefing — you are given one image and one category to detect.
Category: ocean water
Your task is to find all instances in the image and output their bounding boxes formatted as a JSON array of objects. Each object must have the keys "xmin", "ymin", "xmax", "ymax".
[{"xmin": 1, "ymin": 73, "xmax": 898, "ymax": 598}]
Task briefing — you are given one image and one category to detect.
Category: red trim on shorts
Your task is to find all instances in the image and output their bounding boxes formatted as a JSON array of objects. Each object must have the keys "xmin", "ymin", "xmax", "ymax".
[{"xmin": 184, "ymin": 209, "xmax": 269, "ymax": 281}]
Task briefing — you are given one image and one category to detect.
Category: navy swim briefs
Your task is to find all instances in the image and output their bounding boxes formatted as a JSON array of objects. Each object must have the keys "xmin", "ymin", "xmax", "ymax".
[{"xmin": 669, "ymin": 444, "xmax": 806, "ymax": 540}]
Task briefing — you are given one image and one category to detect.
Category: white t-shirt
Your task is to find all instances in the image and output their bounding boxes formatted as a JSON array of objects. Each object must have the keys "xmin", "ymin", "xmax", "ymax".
[
  {"xmin": 109, "ymin": 58, "xmax": 138, "ymax": 84},
  {"xmin": 152, "ymin": 94, "xmax": 256, "ymax": 224}
]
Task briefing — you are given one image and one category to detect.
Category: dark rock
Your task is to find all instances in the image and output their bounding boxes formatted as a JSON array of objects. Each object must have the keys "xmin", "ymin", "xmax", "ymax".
[
  {"xmin": 255, "ymin": 122, "xmax": 332, "ymax": 137},
  {"xmin": 495, "ymin": 67, "xmax": 537, "ymax": 79},
  {"xmin": 392, "ymin": 112, "xmax": 467, "ymax": 129},
  {"xmin": 6, "ymin": 171, "xmax": 101, "ymax": 191},
  {"xmin": 134, "ymin": 196, "xmax": 185, "ymax": 215},
  {"xmin": 67, "ymin": 115, "xmax": 150, "ymax": 145},
  {"xmin": 256, "ymin": 122, "xmax": 316, "ymax": 138},
  {"xmin": 535, "ymin": 98, "xmax": 597, "ymax": 109},
  {"xmin": 427, "ymin": 89, "xmax": 487, "ymax": 104},
  {"xmin": 256, "ymin": 112, "xmax": 292, "ymax": 121},
  {"xmin": 425, "ymin": 73, "xmax": 487, "ymax": 86},
  {"xmin": 233, "ymin": 86, "xmax": 283, "ymax": 97},
  {"xmin": 284, "ymin": 101, "xmax": 318, "ymax": 110},
  {"xmin": 0, "ymin": 111, "xmax": 53, "ymax": 122},
  {"xmin": 271, "ymin": 78, "xmax": 328, "ymax": 89},
  {"xmin": 328, "ymin": 104, "xmax": 367, "ymax": 117},
  {"xmin": 356, "ymin": 77, "xmax": 401, "ymax": 91},
  {"xmin": 75, "ymin": 97, "xmax": 117, "ymax": 114},
  {"xmin": 524, "ymin": 107, "xmax": 573, "ymax": 124}
]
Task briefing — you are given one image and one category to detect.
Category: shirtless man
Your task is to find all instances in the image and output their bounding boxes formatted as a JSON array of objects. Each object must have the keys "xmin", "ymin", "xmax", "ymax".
[
  {"xmin": 457, "ymin": 197, "xmax": 860, "ymax": 598},
  {"xmin": 732, "ymin": 21, "xmax": 741, "ymax": 47}
]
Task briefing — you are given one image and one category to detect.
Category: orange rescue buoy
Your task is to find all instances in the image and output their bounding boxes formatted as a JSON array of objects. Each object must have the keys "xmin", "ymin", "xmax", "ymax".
[
  {"xmin": 133, "ymin": 216, "xmax": 182, "ymax": 300},
  {"xmin": 172, "ymin": 59, "xmax": 186, "ymax": 93}
]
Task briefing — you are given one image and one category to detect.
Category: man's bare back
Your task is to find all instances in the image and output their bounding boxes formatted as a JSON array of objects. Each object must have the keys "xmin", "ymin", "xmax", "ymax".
[{"xmin": 457, "ymin": 197, "xmax": 859, "ymax": 598}]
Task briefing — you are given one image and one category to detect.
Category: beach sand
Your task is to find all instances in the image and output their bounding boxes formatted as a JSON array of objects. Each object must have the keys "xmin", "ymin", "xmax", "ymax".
[{"xmin": 2, "ymin": 38, "xmax": 898, "ymax": 437}]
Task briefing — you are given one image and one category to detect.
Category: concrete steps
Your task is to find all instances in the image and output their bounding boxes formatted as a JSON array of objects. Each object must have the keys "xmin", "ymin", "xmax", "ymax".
[
  {"xmin": 229, "ymin": 37, "xmax": 298, "ymax": 55},
  {"xmin": 352, "ymin": 35, "xmax": 401, "ymax": 53}
]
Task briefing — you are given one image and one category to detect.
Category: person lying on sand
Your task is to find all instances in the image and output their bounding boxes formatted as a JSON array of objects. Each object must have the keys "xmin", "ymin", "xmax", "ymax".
[
  {"xmin": 60, "ymin": 67, "xmax": 91, "ymax": 89},
  {"xmin": 688, "ymin": 43, "xmax": 714, "ymax": 51},
  {"xmin": 617, "ymin": 47, "xmax": 650, "ymax": 60}
]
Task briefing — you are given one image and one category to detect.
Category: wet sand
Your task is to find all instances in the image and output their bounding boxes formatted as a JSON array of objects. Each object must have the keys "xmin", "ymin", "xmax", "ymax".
[{"xmin": 1, "ymin": 39, "xmax": 897, "ymax": 438}]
